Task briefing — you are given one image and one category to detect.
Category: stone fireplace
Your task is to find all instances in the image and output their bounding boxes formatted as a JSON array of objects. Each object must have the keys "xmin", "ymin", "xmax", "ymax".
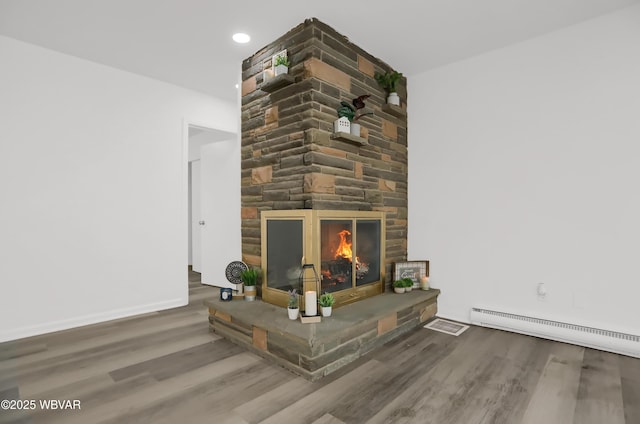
[
  {"xmin": 240, "ymin": 18, "xmax": 409, "ymax": 306},
  {"xmin": 207, "ymin": 18, "xmax": 439, "ymax": 381}
]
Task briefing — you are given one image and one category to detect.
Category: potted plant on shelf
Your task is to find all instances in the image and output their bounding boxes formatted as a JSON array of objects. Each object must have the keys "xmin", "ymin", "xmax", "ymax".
[
  {"xmin": 274, "ymin": 55, "xmax": 290, "ymax": 76},
  {"xmin": 318, "ymin": 292, "xmax": 335, "ymax": 317},
  {"xmin": 374, "ymin": 71, "xmax": 403, "ymax": 106},
  {"xmin": 392, "ymin": 279, "xmax": 405, "ymax": 294},
  {"xmin": 334, "ymin": 95, "xmax": 373, "ymax": 136},
  {"xmin": 240, "ymin": 267, "xmax": 259, "ymax": 301},
  {"xmin": 287, "ymin": 289, "xmax": 299, "ymax": 320}
]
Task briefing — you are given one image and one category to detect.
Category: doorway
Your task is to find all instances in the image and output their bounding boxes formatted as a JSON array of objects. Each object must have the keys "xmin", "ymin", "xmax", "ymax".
[{"xmin": 187, "ymin": 124, "xmax": 239, "ymax": 288}]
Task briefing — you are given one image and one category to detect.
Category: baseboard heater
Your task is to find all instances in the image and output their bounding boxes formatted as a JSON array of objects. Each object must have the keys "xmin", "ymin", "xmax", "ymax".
[{"xmin": 470, "ymin": 307, "xmax": 640, "ymax": 358}]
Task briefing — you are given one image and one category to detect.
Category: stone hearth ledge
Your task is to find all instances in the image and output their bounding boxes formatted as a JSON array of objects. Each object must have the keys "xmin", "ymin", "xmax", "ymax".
[{"xmin": 205, "ymin": 289, "xmax": 440, "ymax": 381}]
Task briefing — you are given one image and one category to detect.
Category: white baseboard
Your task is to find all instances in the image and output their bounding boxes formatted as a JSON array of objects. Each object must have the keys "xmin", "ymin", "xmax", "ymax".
[
  {"xmin": 470, "ymin": 307, "xmax": 640, "ymax": 358},
  {"xmin": 0, "ymin": 298, "xmax": 187, "ymax": 343}
]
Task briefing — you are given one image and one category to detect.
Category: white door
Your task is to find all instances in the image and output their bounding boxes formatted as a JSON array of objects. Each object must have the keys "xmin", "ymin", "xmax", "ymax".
[
  {"xmin": 190, "ymin": 160, "xmax": 202, "ymax": 272},
  {"xmin": 200, "ymin": 140, "xmax": 241, "ymax": 287}
]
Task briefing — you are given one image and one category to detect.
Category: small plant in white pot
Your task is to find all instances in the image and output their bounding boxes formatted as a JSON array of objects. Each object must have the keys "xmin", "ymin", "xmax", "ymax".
[
  {"xmin": 318, "ymin": 292, "xmax": 335, "ymax": 317},
  {"xmin": 403, "ymin": 277, "xmax": 414, "ymax": 292},
  {"xmin": 240, "ymin": 267, "xmax": 259, "ymax": 301},
  {"xmin": 274, "ymin": 55, "xmax": 290, "ymax": 76},
  {"xmin": 287, "ymin": 289, "xmax": 299, "ymax": 320},
  {"xmin": 392, "ymin": 279, "xmax": 405, "ymax": 294},
  {"xmin": 375, "ymin": 70, "xmax": 403, "ymax": 106},
  {"xmin": 334, "ymin": 95, "xmax": 373, "ymax": 136}
]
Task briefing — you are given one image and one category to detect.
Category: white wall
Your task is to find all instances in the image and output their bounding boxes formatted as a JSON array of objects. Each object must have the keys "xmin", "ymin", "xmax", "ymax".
[
  {"xmin": 408, "ymin": 4, "xmax": 640, "ymax": 334},
  {"xmin": 0, "ymin": 36, "xmax": 239, "ymax": 342}
]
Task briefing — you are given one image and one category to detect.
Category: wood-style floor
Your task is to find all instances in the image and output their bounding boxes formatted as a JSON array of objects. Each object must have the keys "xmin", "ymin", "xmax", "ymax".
[{"xmin": 1, "ymin": 270, "xmax": 638, "ymax": 424}]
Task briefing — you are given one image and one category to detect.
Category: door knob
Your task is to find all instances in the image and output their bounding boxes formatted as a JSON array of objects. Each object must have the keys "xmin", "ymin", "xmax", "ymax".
[{"xmin": 199, "ymin": 221, "xmax": 205, "ymax": 226}]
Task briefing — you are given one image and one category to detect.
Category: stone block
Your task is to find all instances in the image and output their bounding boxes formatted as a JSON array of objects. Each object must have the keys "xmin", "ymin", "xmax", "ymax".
[
  {"xmin": 377, "ymin": 313, "xmax": 397, "ymax": 335},
  {"xmin": 241, "ymin": 207, "xmax": 258, "ymax": 219},
  {"xmin": 364, "ymin": 191, "xmax": 383, "ymax": 204},
  {"xmin": 263, "ymin": 190, "xmax": 290, "ymax": 201},
  {"xmin": 304, "ymin": 152, "xmax": 354, "ymax": 171},
  {"xmin": 299, "ymin": 338, "xmax": 360, "ymax": 372},
  {"xmin": 379, "ymin": 179, "xmax": 396, "ymax": 192},
  {"xmin": 305, "ymin": 128, "xmax": 331, "ymax": 144},
  {"xmin": 264, "ymin": 106, "xmax": 279, "ymax": 125},
  {"xmin": 303, "ymin": 173, "xmax": 336, "ymax": 194},
  {"xmin": 215, "ymin": 310, "xmax": 232, "ymax": 323},
  {"xmin": 242, "ymin": 77, "xmax": 257, "ymax": 96},
  {"xmin": 252, "ymin": 327, "xmax": 268, "ymax": 351},
  {"xmin": 242, "ymin": 254, "xmax": 261, "ymax": 267},
  {"xmin": 382, "ymin": 119, "xmax": 398, "ymax": 140},
  {"xmin": 251, "ymin": 166, "xmax": 273, "ymax": 184},
  {"xmin": 316, "ymin": 145, "xmax": 347, "ymax": 158},
  {"xmin": 420, "ymin": 302, "xmax": 438, "ymax": 322},
  {"xmin": 335, "ymin": 186, "xmax": 364, "ymax": 198},
  {"xmin": 354, "ymin": 162, "xmax": 363, "ymax": 179},
  {"xmin": 280, "ymin": 155, "xmax": 304, "ymax": 168},
  {"xmin": 303, "ymin": 58, "xmax": 350, "ymax": 92},
  {"xmin": 358, "ymin": 55, "xmax": 375, "ymax": 77}
]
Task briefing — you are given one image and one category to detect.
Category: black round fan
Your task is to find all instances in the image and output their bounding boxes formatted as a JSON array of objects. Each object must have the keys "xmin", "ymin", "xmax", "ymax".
[{"xmin": 225, "ymin": 261, "xmax": 248, "ymax": 284}]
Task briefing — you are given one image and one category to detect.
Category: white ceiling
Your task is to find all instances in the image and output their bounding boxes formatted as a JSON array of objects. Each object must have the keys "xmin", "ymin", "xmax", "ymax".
[{"xmin": 1, "ymin": 0, "xmax": 638, "ymax": 103}]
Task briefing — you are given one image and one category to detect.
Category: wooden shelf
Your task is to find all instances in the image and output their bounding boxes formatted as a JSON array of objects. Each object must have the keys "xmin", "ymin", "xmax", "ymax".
[
  {"xmin": 261, "ymin": 73, "xmax": 295, "ymax": 92},
  {"xmin": 331, "ymin": 132, "xmax": 368, "ymax": 146},
  {"xmin": 381, "ymin": 103, "xmax": 407, "ymax": 119}
]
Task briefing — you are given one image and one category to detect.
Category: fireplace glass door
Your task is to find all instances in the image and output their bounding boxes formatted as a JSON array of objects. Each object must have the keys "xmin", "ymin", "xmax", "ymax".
[
  {"xmin": 261, "ymin": 210, "xmax": 385, "ymax": 309},
  {"xmin": 320, "ymin": 219, "xmax": 381, "ymax": 293}
]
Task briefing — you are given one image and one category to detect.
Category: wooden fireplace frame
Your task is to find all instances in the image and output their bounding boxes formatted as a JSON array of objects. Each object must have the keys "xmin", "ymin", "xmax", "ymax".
[{"xmin": 260, "ymin": 210, "xmax": 386, "ymax": 309}]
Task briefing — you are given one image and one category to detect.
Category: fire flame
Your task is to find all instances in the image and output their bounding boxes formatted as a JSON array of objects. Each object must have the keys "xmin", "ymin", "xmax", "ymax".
[{"xmin": 334, "ymin": 230, "xmax": 353, "ymax": 260}]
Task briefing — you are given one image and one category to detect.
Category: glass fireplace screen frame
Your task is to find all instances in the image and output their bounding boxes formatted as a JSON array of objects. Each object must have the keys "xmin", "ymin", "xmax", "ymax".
[{"xmin": 260, "ymin": 210, "xmax": 386, "ymax": 309}]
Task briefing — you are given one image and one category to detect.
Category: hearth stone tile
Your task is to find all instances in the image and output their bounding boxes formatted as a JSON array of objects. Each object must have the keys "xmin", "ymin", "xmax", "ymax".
[
  {"xmin": 377, "ymin": 313, "xmax": 397, "ymax": 336},
  {"xmin": 205, "ymin": 289, "xmax": 440, "ymax": 380},
  {"xmin": 267, "ymin": 340, "xmax": 302, "ymax": 365},
  {"xmin": 300, "ymin": 338, "xmax": 360, "ymax": 372},
  {"xmin": 268, "ymin": 331, "xmax": 315, "ymax": 358},
  {"xmin": 253, "ymin": 327, "xmax": 267, "ymax": 351}
]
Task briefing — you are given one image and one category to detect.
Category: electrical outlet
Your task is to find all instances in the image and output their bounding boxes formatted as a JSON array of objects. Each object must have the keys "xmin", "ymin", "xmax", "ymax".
[{"xmin": 537, "ymin": 283, "xmax": 547, "ymax": 300}]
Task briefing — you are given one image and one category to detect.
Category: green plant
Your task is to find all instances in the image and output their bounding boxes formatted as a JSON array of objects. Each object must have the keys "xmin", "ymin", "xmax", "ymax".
[
  {"xmin": 287, "ymin": 289, "xmax": 299, "ymax": 308},
  {"xmin": 392, "ymin": 279, "xmax": 405, "ymax": 288},
  {"xmin": 336, "ymin": 95, "xmax": 373, "ymax": 122},
  {"xmin": 240, "ymin": 268, "xmax": 259, "ymax": 286},
  {"xmin": 336, "ymin": 102, "xmax": 356, "ymax": 121},
  {"xmin": 318, "ymin": 292, "xmax": 335, "ymax": 307},
  {"xmin": 374, "ymin": 71, "xmax": 403, "ymax": 94},
  {"xmin": 402, "ymin": 278, "xmax": 414, "ymax": 288},
  {"xmin": 274, "ymin": 55, "xmax": 290, "ymax": 67}
]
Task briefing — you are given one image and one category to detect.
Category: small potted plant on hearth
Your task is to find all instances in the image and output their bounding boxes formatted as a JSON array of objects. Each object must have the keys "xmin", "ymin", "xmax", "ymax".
[
  {"xmin": 403, "ymin": 277, "xmax": 414, "ymax": 292},
  {"xmin": 240, "ymin": 267, "xmax": 259, "ymax": 301},
  {"xmin": 287, "ymin": 289, "xmax": 299, "ymax": 320},
  {"xmin": 392, "ymin": 279, "xmax": 405, "ymax": 294},
  {"xmin": 375, "ymin": 70, "xmax": 403, "ymax": 106},
  {"xmin": 318, "ymin": 292, "xmax": 335, "ymax": 317}
]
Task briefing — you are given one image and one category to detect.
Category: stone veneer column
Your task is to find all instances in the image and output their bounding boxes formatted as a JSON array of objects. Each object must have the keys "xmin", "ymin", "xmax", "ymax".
[{"xmin": 241, "ymin": 18, "xmax": 408, "ymax": 288}]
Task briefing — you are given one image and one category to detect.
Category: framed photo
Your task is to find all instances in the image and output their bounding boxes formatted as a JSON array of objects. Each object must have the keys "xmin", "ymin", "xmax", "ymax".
[{"xmin": 393, "ymin": 260, "xmax": 429, "ymax": 289}]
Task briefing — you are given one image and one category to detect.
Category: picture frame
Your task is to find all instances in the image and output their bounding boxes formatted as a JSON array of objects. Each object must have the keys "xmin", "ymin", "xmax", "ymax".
[{"xmin": 393, "ymin": 260, "xmax": 429, "ymax": 289}]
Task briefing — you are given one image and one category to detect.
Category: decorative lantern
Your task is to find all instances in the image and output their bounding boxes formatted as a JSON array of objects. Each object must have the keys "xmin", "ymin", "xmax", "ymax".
[{"xmin": 298, "ymin": 263, "xmax": 320, "ymax": 317}]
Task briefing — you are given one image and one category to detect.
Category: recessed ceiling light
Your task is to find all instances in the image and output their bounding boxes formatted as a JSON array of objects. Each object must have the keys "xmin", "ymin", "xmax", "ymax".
[{"xmin": 232, "ymin": 33, "xmax": 250, "ymax": 44}]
